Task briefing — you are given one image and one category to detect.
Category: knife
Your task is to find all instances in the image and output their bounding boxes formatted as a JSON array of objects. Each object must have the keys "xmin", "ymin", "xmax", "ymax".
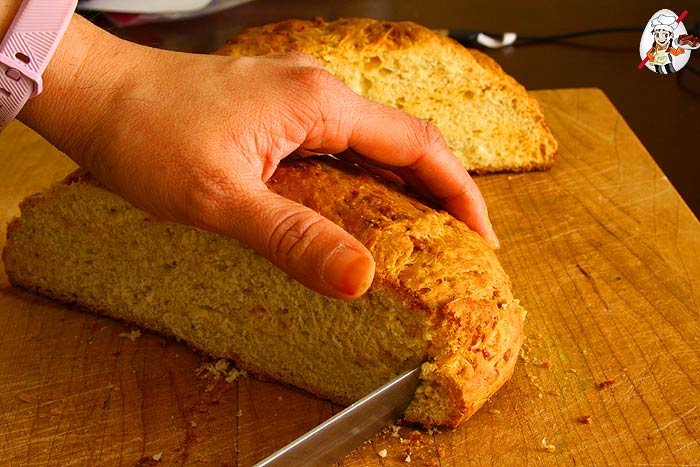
[{"xmin": 253, "ymin": 366, "xmax": 422, "ymax": 467}]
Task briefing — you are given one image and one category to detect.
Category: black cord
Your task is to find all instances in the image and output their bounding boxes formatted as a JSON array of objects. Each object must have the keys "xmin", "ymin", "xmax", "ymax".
[
  {"xmin": 448, "ymin": 24, "xmax": 700, "ymax": 47},
  {"xmin": 517, "ymin": 26, "xmax": 644, "ymax": 43},
  {"xmin": 448, "ymin": 24, "xmax": 700, "ymax": 97}
]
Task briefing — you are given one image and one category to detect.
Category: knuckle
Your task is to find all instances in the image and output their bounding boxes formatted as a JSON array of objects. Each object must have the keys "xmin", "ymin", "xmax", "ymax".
[
  {"xmin": 268, "ymin": 210, "xmax": 325, "ymax": 265},
  {"xmin": 417, "ymin": 119, "xmax": 447, "ymax": 151},
  {"xmin": 406, "ymin": 119, "xmax": 449, "ymax": 169},
  {"xmin": 289, "ymin": 64, "xmax": 344, "ymax": 96},
  {"xmin": 283, "ymin": 67, "xmax": 352, "ymax": 146},
  {"xmin": 281, "ymin": 51, "xmax": 324, "ymax": 68}
]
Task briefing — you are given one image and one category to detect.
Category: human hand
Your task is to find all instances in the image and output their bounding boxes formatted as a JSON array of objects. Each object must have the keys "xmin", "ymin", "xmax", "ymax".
[{"xmin": 21, "ymin": 15, "xmax": 498, "ymax": 300}]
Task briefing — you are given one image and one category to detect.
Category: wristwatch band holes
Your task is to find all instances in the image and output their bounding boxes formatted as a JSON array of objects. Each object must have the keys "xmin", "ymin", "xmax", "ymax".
[
  {"xmin": 5, "ymin": 68, "xmax": 20, "ymax": 80},
  {"xmin": 15, "ymin": 52, "xmax": 30, "ymax": 64}
]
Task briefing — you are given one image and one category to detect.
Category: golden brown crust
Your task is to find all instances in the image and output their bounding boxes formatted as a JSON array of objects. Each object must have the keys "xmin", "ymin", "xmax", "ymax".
[
  {"xmin": 217, "ymin": 17, "xmax": 441, "ymax": 56},
  {"xmin": 267, "ymin": 158, "xmax": 514, "ymax": 307},
  {"xmin": 216, "ymin": 17, "xmax": 558, "ymax": 173}
]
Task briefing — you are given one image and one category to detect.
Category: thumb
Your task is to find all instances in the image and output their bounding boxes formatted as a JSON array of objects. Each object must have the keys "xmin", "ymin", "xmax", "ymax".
[{"xmin": 234, "ymin": 187, "xmax": 376, "ymax": 300}]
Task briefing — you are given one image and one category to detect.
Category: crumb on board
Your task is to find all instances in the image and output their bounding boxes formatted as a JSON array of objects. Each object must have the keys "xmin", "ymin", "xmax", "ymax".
[
  {"xmin": 598, "ymin": 380, "xmax": 615, "ymax": 389},
  {"xmin": 577, "ymin": 415, "xmax": 593, "ymax": 425},
  {"xmin": 194, "ymin": 359, "xmax": 246, "ymax": 383},
  {"xmin": 541, "ymin": 438, "xmax": 556, "ymax": 453},
  {"xmin": 378, "ymin": 449, "xmax": 388, "ymax": 458},
  {"xmin": 18, "ymin": 393, "xmax": 33, "ymax": 403},
  {"xmin": 152, "ymin": 452, "xmax": 162, "ymax": 461},
  {"xmin": 488, "ymin": 409, "xmax": 501, "ymax": 415},
  {"xmin": 118, "ymin": 329, "xmax": 141, "ymax": 341}
]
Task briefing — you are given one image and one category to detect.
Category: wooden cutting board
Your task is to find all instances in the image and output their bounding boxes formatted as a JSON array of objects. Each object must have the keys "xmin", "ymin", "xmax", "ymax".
[{"xmin": 1, "ymin": 88, "xmax": 698, "ymax": 466}]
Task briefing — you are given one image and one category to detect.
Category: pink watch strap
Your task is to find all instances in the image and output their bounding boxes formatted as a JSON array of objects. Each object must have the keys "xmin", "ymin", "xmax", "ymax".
[{"xmin": 0, "ymin": 0, "xmax": 77, "ymax": 130}]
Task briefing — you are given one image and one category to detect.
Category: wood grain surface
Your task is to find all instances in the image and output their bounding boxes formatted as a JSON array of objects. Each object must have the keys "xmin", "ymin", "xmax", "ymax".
[{"xmin": 1, "ymin": 88, "xmax": 699, "ymax": 466}]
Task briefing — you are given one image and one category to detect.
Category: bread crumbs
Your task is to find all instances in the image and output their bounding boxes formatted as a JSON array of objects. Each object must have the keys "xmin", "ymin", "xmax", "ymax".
[
  {"xmin": 378, "ymin": 449, "xmax": 387, "ymax": 458},
  {"xmin": 195, "ymin": 359, "xmax": 246, "ymax": 383},
  {"xmin": 18, "ymin": 393, "xmax": 33, "ymax": 403},
  {"xmin": 118, "ymin": 329, "xmax": 141, "ymax": 341},
  {"xmin": 541, "ymin": 438, "xmax": 556, "ymax": 453},
  {"xmin": 599, "ymin": 379, "xmax": 615, "ymax": 389},
  {"xmin": 577, "ymin": 415, "xmax": 593, "ymax": 425}
]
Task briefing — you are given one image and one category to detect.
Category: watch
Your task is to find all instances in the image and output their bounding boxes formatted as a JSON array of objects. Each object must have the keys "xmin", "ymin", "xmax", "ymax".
[{"xmin": 0, "ymin": 0, "xmax": 77, "ymax": 130}]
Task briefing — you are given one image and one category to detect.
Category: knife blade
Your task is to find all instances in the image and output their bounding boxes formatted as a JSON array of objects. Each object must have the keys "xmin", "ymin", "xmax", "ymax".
[{"xmin": 253, "ymin": 365, "xmax": 422, "ymax": 467}]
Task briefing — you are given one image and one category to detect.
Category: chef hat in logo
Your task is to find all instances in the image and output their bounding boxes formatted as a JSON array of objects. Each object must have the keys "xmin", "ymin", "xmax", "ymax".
[{"xmin": 650, "ymin": 13, "xmax": 678, "ymax": 32}]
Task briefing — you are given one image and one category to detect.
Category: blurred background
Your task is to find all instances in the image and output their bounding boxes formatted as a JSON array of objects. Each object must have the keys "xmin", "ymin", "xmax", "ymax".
[{"xmin": 84, "ymin": 0, "xmax": 700, "ymax": 216}]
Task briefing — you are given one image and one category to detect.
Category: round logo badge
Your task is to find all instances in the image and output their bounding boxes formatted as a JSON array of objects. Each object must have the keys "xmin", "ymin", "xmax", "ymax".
[{"xmin": 639, "ymin": 9, "xmax": 699, "ymax": 74}]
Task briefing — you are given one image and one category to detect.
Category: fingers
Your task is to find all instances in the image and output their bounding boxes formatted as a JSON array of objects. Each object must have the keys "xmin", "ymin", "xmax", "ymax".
[
  {"xmin": 242, "ymin": 188, "xmax": 376, "ymax": 299},
  {"xmin": 340, "ymin": 147, "xmax": 498, "ymax": 249},
  {"xmin": 348, "ymin": 103, "xmax": 498, "ymax": 247},
  {"xmin": 335, "ymin": 149, "xmax": 407, "ymax": 186},
  {"xmin": 393, "ymin": 150, "xmax": 500, "ymax": 249},
  {"xmin": 193, "ymin": 178, "xmax": 376, "ymax": 300},
  {"xmin": 296, "ymin": 86, "xmax": 499, "ymax": 248}
]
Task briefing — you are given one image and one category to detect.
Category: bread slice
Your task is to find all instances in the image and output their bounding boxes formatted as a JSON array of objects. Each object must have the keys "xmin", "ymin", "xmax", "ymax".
[
  {"xmin": 216, "ymin": 17, "xmax": 557, "ymax": 173},
  {"xmin": 3, "ymin": 158, "xmax": 525, "ymax": 427}
]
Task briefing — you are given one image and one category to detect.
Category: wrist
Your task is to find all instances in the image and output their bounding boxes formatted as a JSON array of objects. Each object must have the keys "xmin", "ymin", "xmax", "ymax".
[
  {"xmin": 1, "ymin": 0, "xmax": 79, "ymax": 131},
  {"xmin": 18, "ymin": 14, "xmax": 136, "ymax": 163}
]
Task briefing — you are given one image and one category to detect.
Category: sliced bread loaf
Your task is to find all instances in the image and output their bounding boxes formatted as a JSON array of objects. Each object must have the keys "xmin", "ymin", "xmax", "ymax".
[
  {"xmin": 3, "ymin": 158, "xmax": 525, "ymax": 427},
  {"xmin": 216, "ymin": 17, "xmax": 557, "ymax": 173}
]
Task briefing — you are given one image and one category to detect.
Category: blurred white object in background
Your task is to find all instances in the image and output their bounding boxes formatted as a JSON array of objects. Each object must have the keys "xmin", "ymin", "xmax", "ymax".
[
  {"xmin": 78, "ymin": 0, "xmax": 211, "ymax": 13},
  {"xmin": 78, "ymin": 0, "xmax": 255, "ymax": 25}
]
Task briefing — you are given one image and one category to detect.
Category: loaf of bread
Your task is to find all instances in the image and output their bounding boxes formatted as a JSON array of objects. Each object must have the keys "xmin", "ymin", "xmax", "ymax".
[
  {"xmin": 216, "ymin": 17, "xmax": 557, "ymax": 173},
  {"xmin": 3, "ymin": 157, "xmax": 525, "ymax": 427}
]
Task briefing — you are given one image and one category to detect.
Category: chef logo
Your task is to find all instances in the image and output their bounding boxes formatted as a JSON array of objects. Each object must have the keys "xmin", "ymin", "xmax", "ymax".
[{"xmin": 638, "ymin": 9, "xmax": 699, "ymax": 74}]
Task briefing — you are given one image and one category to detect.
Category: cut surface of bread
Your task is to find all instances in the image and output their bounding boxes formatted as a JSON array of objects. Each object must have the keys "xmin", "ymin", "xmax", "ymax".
[
  {"xmin": 216, "ymin": 17, "xmax": 557, "ymax": 173},
  {"xmin": 3, "ymin": 158, "xmax": 525, "ymax": 427}
]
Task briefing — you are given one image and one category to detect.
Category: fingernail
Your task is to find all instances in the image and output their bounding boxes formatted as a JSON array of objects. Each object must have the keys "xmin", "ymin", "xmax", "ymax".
[
  {"xmin": 323, "ymin": 245, "xmax": 374, "ymax": 297},
  {"xmin": 484, "ymin": 215, "xmax": 500, "ymax": 249},
  {"xmin": 488, "ymin": 229, "xmax": 500, "ymax": 249}
]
